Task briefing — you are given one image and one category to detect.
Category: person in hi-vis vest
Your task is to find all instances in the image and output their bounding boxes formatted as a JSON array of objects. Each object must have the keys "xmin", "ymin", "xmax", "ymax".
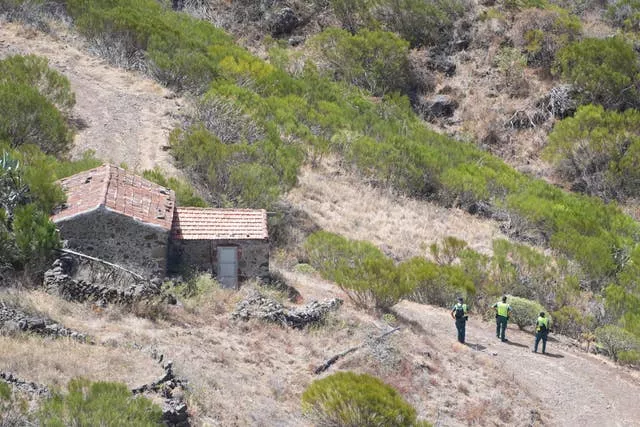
[
  {"xmin": 533, "ymin": 312, "xmax": 550, "ymax": 354},
  {"xmin": 492, "ymin": 295, "xmax": 512, "ymax": 342},
  {"xmin": 450, "ymin": 297, "xmax": 468, "ymax": 344}
]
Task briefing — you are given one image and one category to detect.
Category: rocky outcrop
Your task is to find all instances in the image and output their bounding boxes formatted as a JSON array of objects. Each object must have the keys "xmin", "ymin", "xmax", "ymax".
[
  {"xmin": 132, "ymin": 351, "xmax": 190, "ymax": 427},
  {"xmin": 267, "ymin": 7, "xmax": 299, "ymax": 36},
  {"xmin": 44, "ymin": 257, "xmax": 161, "ymax": 305},
  {"xmin": 232, "ymin": 292, "xmax": 343, "ymax": 328},
  {"xmin": 0, "ymin": 301, "xmax": 88, "ymax": 342}
]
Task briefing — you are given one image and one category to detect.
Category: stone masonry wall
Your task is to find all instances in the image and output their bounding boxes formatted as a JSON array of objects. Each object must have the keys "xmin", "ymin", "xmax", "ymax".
[
  {"xmin": 55, "ymin": 208, "xmax": 169, "ymax": 279},
  {"xmin": 168, "ymin": 239, "xmax": 269, "ymax": 281}
]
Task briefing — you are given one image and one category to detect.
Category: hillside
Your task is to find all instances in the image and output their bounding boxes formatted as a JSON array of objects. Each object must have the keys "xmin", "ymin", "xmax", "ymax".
[{"xmin": 1, "ymin": 1, "xmax": 640, "ymax": 426}]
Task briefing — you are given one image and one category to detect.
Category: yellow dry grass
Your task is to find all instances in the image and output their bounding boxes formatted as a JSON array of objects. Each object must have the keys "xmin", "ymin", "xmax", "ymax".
[
  {"xmin": 285, "ymin": 159, "xmax": 505, "ymax": 260},
  {"xmin": 0, "ymin": 335, "xmax": 162, "ymax": 389}
]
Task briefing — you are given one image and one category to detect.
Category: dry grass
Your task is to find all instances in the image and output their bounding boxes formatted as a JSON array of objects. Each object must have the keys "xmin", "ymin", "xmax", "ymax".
[
  {"xmin": 285, "ymin": 160, "xmax": 505, "ymax": 260},
  {"xmin": 0, "ymin": 335, "xmax": 162, "ymax": 389}
]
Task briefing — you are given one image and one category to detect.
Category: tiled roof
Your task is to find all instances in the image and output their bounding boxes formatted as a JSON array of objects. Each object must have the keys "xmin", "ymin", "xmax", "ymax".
[
  {"xmin": 171, "ymin": 207, "xmax": 268, "ymax": 240},
  {"xmin": 51, "ymin": 164, "xmax": 176, "ymax": 230}
]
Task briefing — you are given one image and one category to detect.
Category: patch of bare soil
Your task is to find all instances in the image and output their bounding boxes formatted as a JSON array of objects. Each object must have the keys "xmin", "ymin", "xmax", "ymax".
[
  {"xmin": 395, "ymin": 300, "xmax": 640, "ymax": 427},
  {"xmin": 0, "ymin": 22, "xmax": 183, "ymax": 176}
]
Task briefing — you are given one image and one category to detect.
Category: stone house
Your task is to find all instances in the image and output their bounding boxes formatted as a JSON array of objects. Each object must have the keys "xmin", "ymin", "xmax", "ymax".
[{"xmin": 51, "ymin": 165, "xmax": 269, "ymax": 286}]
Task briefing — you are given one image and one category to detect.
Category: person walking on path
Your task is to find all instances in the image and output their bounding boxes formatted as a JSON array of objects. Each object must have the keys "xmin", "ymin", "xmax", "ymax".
[
  {"xmin": 533, "ymin": 312, "xmax": 549, "ymax": 354},
  {"xmin": 451, "ymin": 297, "xmax": 468, "ymax": 344},
  {"xmin": 492, "ymin": 295, "xmax": 512, "ymax": 342}
]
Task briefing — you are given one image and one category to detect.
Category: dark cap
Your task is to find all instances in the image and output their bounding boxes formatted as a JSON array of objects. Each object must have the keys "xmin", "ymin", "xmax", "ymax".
[
  {"xmin": 540, "ymin": 312, "xmax": 545, "ymax": 317},
  {"xmin": 457, "ymin": 297, "xmax": 463, "ymax": 302}
]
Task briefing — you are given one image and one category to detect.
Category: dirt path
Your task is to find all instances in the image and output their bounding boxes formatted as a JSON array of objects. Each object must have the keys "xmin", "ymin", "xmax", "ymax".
[
  {"xmin": 0, "ymin": 22, "xmax": 182, "ymax": 175},
  {"xmin": 395, "ymin": 300, "xmax": 640, "ymax": 427}
]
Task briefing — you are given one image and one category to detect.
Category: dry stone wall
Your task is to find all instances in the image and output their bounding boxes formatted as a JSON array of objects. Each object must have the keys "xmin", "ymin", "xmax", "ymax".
[
  {"xmin": 0, "ymin": 300, "xmax": 88, "ymax": 341},
  {"xmin": 55, "ymin": 208, "xmax": 169, "ymax": 279},
  {"xmin": 44, "ymin": 256, "xmax": 162, "ymax": 304}
]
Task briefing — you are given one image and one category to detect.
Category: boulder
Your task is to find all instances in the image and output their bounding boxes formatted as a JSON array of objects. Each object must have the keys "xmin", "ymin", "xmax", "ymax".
[
  {"xmin": 426, "ymin": 95, "xmax": 458, "ymax": 119},
  {"xmin": 268, "ymin": 7, "xmax": 299, "ymax": 36}
]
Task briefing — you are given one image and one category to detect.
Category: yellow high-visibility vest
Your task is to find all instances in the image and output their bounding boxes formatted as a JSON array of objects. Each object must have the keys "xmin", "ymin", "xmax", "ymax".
[{"xmin": 496, "ymin": 302, "xmax": 510, "ymax": 317}]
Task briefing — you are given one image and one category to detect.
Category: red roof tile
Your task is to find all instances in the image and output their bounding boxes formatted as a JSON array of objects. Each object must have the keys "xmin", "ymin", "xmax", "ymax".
[
  {"xmin": 51, "ymin": 164, "xmax": 176, "ymax": 230},
  {"xmin": 171, "ymin": 207, "xmax": 268, "ymax": 240}
]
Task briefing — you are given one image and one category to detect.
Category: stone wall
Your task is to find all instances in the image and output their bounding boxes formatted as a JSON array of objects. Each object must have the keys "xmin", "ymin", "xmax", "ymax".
[
  {"xmin": 55, "ymin": 208, "xmax": 169, "ymax": 279},
  {"xmin": 168, "ymin": 239, "xmax": 269, "ymax": 281}
]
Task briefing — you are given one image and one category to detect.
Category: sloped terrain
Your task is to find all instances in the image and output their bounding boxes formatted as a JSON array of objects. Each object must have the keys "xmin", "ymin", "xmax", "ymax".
[
  {"xmin": 2, "ymin": 13, "xmax": 640, "ymax": 427},
  {"xmin": 0, "ymin": 22, "xmax": 181, "ymax": 176}
]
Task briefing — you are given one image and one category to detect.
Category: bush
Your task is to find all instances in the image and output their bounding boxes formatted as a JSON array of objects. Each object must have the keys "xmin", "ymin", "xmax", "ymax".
[
  {"xmin": 37, "ymin": 377, "xmax": 162, "ymax": 426},
  {"xmin": 301, "ymin": 372, "xmax": 418, "ymax": 426},
  {"xmin": 0, "ymin": 83, "xmax": 72, "ymax": 155},
  {"xmin": 607, "ymin": 0, "xmax": 640, "ymax": 31},
  {"xmin": 0, "ymin": 55, "xmax": 75, "ymax": 116},
  {"xmin": 399, "ymin": 257, "xmax": 474, "ymax": 308},
  {"xmin": 554, "ymin": 37, "xmax": 640, "ymax": 109},
  {"xmin": 544, "ymin": 105, "xmax": 640, "ymax": 201},
  {"xmin": 375, "ymin": 0, "xmax": 466, "ymax": 49},
  {"xmin": 552, "ymin": 306, "xmax": 594, "ymax": 339},
  {"xmin": 595, "ymin": 325, "xmax": 640, "ymax": 362},
  {"xmin": 142, "ymin": 167, "xmax": 207, "ymax": 207},
  {"xmin": 309, "ymin": 28, "xmax": 411, "ymax": 96},
  {"xmin": 511, "ymin": 6, "xmax": 582, "ymax": 72},
  {"xmin": 305, "ymin": 231, "xmax": 413, "ymax": 310},
  {"xmin": 507, "ymin": 296, "xmax": 547, "ymax": 330}
]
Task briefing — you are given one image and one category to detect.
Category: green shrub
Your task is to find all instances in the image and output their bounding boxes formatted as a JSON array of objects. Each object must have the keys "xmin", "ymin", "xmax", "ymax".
[
  {"xmin": 544, "ymin": 105, "xmax": 640, "ymax": 200},
  {"xmin": 0, "ymin": 83, "xmax": 72, "ymax": 155},
  {"xmin": 514, "ymin": 6, "xmax": 582, "ymax": 72},
  {"xmin": 554, "ymin": 37, "xmax": 640, "ymax": 109},
  {"xmin": 507, "ymin": 296, "xmax": 547, "ymax": 330},
  {"xmin": 0, "ymin": 54, "xmax": 75, "ymax": 115},
  {"xmin": 37, "ymin": 377, "xmax": 162, "ymax": 426},
  {"xmin": 607, "ymin": 0, "xmax": 640, "ymax": 31},
  {"xmin": 617, "ymin": 349, "xmax": 640, "ymax": 365},
  {"xmin": 301, "ymin": 371, "xmax": 418, "ymax": 426},
  {"xmin": 595, "ymin": 325, "xmax": 640, "ymax": 362},
  {"xmin": 305, "ymin": 231, "xmax": 414, "ymax": 310},
  {"xmin": 399, "ymin": 257, "xmax": 474, "ymax": 308},
  {"xmin": 142, "ymin": 167, "xmax": 207, "ymax": 207},
  {"xmin": 376, "ymin": 0, "xmax": 466, "ymax": 49},
  {"xmin": 552, "ymin": 306, "xmax": 594, "ymax": 338},
  {"xmin": 309, "ymin": 28, "xmax": 410, "ymax": 96},
  {"xmin": 429, "ymin": 236, "xmax": 467, "ymax": 265}
]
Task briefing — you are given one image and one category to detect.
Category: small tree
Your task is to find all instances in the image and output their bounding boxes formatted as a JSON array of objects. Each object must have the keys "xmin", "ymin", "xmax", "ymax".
[
  {"xmin": 302, "ymin": 372, "xmax": 420, "ymax": 426},
  {"xmin": 595, "ymin": 325, "xmax": 640, "ymax": 362},
  {"xmin": 508, "ymin": 296, "xmax": 547, "ymax": 330}
]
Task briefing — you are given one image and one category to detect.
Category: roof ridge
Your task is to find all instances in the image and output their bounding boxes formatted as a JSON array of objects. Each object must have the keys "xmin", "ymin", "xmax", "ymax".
[{"xmin": 100, "ymin": 164, "xmax": 111, "ymax": 209}]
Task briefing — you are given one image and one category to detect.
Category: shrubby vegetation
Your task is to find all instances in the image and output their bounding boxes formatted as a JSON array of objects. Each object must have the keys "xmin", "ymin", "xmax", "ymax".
[
  {"xmin": 0, "ymin": 53, "xmax": 100, "ymax": 277},
  {"xmin": 37, "ymin": 377, "xmax": 162, "ymax": 426},
  {"xmin": 512, "ymin": 6, "xmax": 582, "ymax": 73},
  {"xmin": 329, "ymin": 0, "xmax": 466, "ymax": 48},
  {"xmin": 142, "ymin": 168, "xmax": 207, "ymax": 207},
  {"xmin": 56, "ymin": 0, "xmax": 640, "ymax": 358},
  {"xmin": 309, "ymin": 28, "xmax": 411, "ymax": 96},
  {"xmin": 594, "ymin": 325, "xmax": 640, "ymax": 362},
  {"xmin": 301, "ymin": 371, "xmax": 425, "ymax": 426},
  {"xmin": 554, "ymin": 37, "xmax": 640, "ymax": 109},
  {"xmin": 507, "ymin": 296, "xmax": 548, "ymax": 330},
  {"xmin": 544, "ymin": 105, "xmax": 640, "ymax": 201},
  {"xmin": 607, "ymin": 0, "xmax": 640, "ymax": 31}
]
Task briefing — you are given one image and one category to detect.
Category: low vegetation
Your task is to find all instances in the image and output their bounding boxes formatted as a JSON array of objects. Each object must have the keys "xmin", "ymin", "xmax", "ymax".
[
  {"xmin": 301, "ymin": 371, "xmax": 426, "ymax": 427},
  {"xmin": 37, "ymin": 378, "xmax": 162, "ymax": 426}
]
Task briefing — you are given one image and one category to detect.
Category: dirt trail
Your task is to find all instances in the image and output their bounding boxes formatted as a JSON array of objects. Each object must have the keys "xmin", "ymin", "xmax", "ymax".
[
  {"xmin": 395, "ymin": 300, "xmax": 640, "ymax": 427},
  {"xmin": 0, "ymin": 22, "xmax": 182, "ymax": 175}
]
